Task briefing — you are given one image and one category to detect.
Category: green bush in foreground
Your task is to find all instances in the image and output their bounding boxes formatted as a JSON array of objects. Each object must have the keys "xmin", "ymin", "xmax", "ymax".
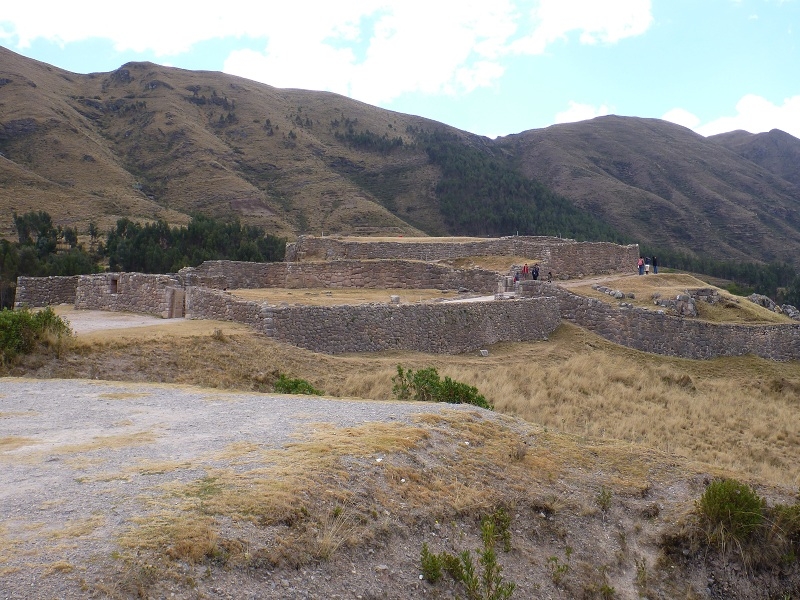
[
  {"xmin": 697, "ymin": 478, "xmax": 764, "ymax": 553},
  {"xmin": 273, "ymin": 373, "xmax": 324, "ymax": 396},
  {"xmin": 392, "ymin": 366, "xmax": 492, "ymax": 409},
  {"xmin": 0, "ymin": 307, "xmax": 72, "ymax": 364}
]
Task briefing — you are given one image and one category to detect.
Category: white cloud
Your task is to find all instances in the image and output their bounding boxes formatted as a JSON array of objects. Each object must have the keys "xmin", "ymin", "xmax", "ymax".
[
  {"xmin": 0, "ymin": 0, "xmax": 653, "ymax": 106},
  {"xmin": 512, "ymin": 0, "xmax": 653, "ymax": 55},
  {"xmin": 224, "ymin": 1, "xmax": 518, "ymax": 104},
  {"xmin": 661, "ymin": 108, "xmax": 701, "ymax": 130},
  {"xmin": 697, "ymin": 94, "xmax": 800, "ymax": 138},
  {"xmin": 554, "ymin": 101, "xmax": 610, "ymax": 124}
]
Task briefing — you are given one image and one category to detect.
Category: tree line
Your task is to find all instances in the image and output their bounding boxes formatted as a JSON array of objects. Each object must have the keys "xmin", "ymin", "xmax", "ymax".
[
  {"xmin": 642, "ymin": 248, "xmax": 800, "ymax": 306},
  {"xmin": 0, "ymin": 212, "xmax": 286, "ymax": 308},
  {"xmin": 417, "ymin": 130, "xmax": 625, "ymax": 243}
]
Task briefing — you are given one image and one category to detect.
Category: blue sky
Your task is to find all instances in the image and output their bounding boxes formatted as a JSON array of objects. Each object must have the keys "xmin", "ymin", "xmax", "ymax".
[{"xmin": 2, "ymin": 0, "xmax": 798, "ymax": 139}]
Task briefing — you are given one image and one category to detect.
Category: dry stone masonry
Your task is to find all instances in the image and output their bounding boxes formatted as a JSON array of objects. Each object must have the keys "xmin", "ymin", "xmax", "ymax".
[
  {"xmin": 186, "ymin": 286, "xmax": 559, "ymax": 354},
  {"xmin": 179, "ymin": 260, "xmax": 498, "ymax": 293},
  {"xmin": 14, "ymin": 235, "xmax": 800, "ymax": 360},
  {"xmin": 286, "ymin": 235, "xmax": 640, "ymax": 278},
  {"xmin": 520, "ymin": 281, "xmax": 800, "ymax": 361},
  {"xmin": 14, "ymin": 275, "xmax": 79, "ymax": 308}
]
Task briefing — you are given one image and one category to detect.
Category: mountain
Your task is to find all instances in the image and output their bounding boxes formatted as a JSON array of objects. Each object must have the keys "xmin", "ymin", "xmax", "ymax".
[
  {"xmin": 710, "ymin": 128, "xmax": 800, "ymax": 190},
  {"xmin": 0, "ymin": 46, "xmax": 465, "ymax": 240},
  {"xmin": 3, "ymin": 46, "xmax": 800, "ymax": 266},
  {"xmin": 496, "ymin": 116, "xmax": 800, "ymax": 264}
]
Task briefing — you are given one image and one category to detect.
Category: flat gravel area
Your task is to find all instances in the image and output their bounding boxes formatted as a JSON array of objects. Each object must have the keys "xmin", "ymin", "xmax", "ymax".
[
  {"xmin": 0, "ymin": 377, "xmax": 470, "ymax": 597},
  {"xmin": 53, "ymin": 308, "xmax": 188, "ymax": 333}
]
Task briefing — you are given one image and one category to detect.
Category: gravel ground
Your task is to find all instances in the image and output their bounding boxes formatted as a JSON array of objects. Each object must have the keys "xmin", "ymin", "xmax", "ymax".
[
  {"xmin": 52, "ymin": 308, "xmax": 188, "ymax": 334},
  {"xmin": 0, "ymin": 378, "xmax": 473, "ymax": 599}
]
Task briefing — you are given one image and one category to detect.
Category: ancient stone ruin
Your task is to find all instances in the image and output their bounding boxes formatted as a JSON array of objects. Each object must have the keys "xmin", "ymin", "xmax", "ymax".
[{"xmin": 14, "ymin": 235, "xmax": 800, "ymax": 360}]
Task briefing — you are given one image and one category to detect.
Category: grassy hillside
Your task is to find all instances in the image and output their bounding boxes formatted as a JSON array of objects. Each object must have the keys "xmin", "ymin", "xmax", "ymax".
[
  {"xmin": 498, "ymin": 116, "xmax": 800, "ymax": 265},
  {"xmin": 710, "ymin": 128, "xmax": 800, "ymax": 189},
  {"xmin": 9, "ymin": 294, "xmax": 800, "ymax": 489},
  {"xmin": 4, "ymin": 47, "xmax": 800, "ymax": 268},
  {"xmin": 0, "ymin": 47, "xmax": 452, "ymax": 239}
]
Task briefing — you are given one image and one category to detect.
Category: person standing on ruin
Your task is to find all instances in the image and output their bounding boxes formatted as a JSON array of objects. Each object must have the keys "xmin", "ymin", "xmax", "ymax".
[
  {"xmin": 644, "ymin": 257, "xmax": 650, "ymax": 275},
  {"xmin": 522, "ymin": 263, "xmax": 530, "ymax": 279},
  {"xmin": 532, "ymin": 264, "xmax": 540, "ymax": 280},
  {"xmin": 652, "ymin": 256, "xmax": 658, "ymax": 274},
  {"xmin": 637, "ymin": 257, "xmax": 644, "ymax": 275}
]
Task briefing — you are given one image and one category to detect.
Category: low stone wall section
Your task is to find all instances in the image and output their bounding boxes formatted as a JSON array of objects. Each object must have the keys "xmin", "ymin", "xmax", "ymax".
[
  {"xmin": 269, "ymin": 297, "xmax": 560, "ymax": 354},
  {"xmin": 14, "ymin": 276, "xmax": 80, "ymax": 308},
  {"xmin": 75, "ymin": 273, "xmax": 184, "ymax": 318},
  {"xmin": 186, "ymin": 286, "xmax": 560, "ymax": 354},
  {"xmin": 286, "ymin": 235, "xmax": 640, "ymax": 278},
  {"xmin": 520, "ymin": 281, "xmax": 800, "ymax": 361},
  {"xmin": 181, "ymin": 260, "xmax": 499, "ymax": 293}
]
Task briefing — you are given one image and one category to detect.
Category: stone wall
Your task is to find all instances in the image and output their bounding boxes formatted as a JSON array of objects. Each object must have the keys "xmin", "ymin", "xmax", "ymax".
[
  {"xmin": 186, "ymin": 287, "xmax": 560, "ymax": 354},
  {"xmin": 269, "ymin": 297, "xmax": 560, "ymax": 354},
  {"xmin": 75, "ymin": 273, "xmax": 185, "ymax": 318},
  {"xmin": 185, "ymin": 287, "xmax": 274, "ymax": 333},
  {"xmin": 181, "ymin": 260, "xmax": 499, "ymax": 293},
  {"xmin": 14, "ymin": 276, "xmax": 80, "ymax": 308},
  {"xmin": 285, "ymin": 235, "xmax": 640, "ymax": 278},
  {"xmin": 520, "ymin": 281, "xmax": 800, "ymax": 361}
]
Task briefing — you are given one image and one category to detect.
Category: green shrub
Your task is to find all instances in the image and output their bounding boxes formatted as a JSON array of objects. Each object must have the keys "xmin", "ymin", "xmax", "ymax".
[
  {"xmin": 697, "ymin": 478, "xmax": 764, "ymax": 553},
  {"xmin": 392, "ymin": 365, "xmax": 493, "ymax": 409},
  {"xmin": 420, "ymin": 543, "xmax": 442, "ymax": 583},
  {"xmin": 420, "ymin": 511, "xmax": 515, "ymax": 600},
  {"xmin": 765, "ymin": 502, "xmax": 800, "ymax": 564},
  {"xmin": 273, "ymin": 374, "xmax": 323, "ymax": 396},
  {"xmin": 438, "ymin": 376, "xmax": 493, "ymax": 409},
  {"xmin": 771, "ymin": 503, "xmax": 800, "ymax": 543},
  {"xmin": 0, "ymin": 307, "xmax": 72, "ymax": 364}
]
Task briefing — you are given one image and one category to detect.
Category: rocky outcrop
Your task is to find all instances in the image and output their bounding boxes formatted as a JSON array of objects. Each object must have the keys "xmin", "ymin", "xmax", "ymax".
[{"xmin": 748, "ymin": 293, "xmax": 800, "ymax": 321}]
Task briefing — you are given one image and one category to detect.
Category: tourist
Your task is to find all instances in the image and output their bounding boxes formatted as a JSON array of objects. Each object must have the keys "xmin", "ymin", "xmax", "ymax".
[
  {"xmin": 637, "ymin": 257, "xmax": 644, "ymax": 275},
  {"xmin": 532, "ymin": 264, "xmax": 540, "ymax": 281},
  {"xmin": 644, "ymin": 257, "xmax": 650, "ymax": 275},
  {"xmin": 522, "ymin": 263, "xmax": 529, "ymax": 279},
  {"xmin": 652, "ymin": 256, "xmax": 658, "ymax": 274}
]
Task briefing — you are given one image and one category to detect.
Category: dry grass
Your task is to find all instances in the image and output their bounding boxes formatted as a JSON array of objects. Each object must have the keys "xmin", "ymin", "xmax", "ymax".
[
  {"xmin": 56, "ymin": 431, "xmax": 160, "ymax": 455},
  {"xmin": 43, "ymin": 561, "xmax": 75, "ymax": 575},
  {"xmin": 113, "ymin": 404, "xmax": 735, "ymax": 595},
  {"xmin": 13, "ymin": 312, "xmax": 800, "ymax": 489},
  {"xmin": 447, "ymin": 255, "xmax": 537, "ymax": 272},
  {"xmin": 98, "ymin": 392, "xmax": 148, "ymax": 400},
  {"xmin": 0, "ymin": 436, "xmax": 37, "ymax": 451},
  {"xmin": 119, "ymin": 420, "xmax": 434, "ymax": 567},
  {"xmin": 230, "ymin": 287, "xmax": 459, "ymax": 305},
  {"xmin": 47, "ymin": 515, "xmax": 106, "ymax": 540}
]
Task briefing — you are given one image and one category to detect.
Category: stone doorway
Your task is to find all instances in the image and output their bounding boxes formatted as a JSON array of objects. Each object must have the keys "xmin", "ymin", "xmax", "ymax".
[{"xmin": 167, "ymin": 288, "xmax": 185, "ymax": 318}]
